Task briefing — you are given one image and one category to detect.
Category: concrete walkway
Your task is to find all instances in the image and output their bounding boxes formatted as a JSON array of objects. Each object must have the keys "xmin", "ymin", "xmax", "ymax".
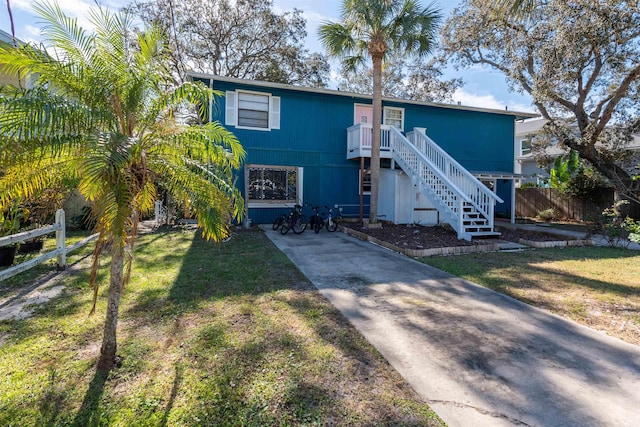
[{"xmin": 263, "ymin": 227, "xmax": 640, "ymax": 427}]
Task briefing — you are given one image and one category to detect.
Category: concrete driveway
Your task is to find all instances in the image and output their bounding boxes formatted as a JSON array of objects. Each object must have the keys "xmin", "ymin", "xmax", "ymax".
[{"xmin": 262, "ymin": 226, "xmax": 640, "ymax": 427}]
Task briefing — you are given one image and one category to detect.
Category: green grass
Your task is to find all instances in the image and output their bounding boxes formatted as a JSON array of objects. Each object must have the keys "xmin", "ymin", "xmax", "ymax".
[
  {"xmin": 420, "ymin": 246, "xmax": 640, "ymax": 345},
  {"xmin": 0, "ymin": 228, "xmax": 443, "ymax": 426}
]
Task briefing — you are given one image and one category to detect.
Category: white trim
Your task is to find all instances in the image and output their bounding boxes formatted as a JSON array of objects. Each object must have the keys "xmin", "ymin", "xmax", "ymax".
[
  {"xmin": 383, "ymin": 106, "xmax": 405, "ymax": 131},
  {"xmin": 208, "ymin": 78, "xmax": 214, "ymax": 123},
  {"xmin": 188, "ymin": 72, "xmax": 538, "ymax": 119},
  {"xmin": 297, "ymin": 167, "xmax": 303, "ymax": 205}
]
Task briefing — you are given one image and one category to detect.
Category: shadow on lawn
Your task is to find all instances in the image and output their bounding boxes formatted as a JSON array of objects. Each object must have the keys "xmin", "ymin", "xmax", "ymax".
[
  {"xmin": 71, "ymin": 368, "xmax": 109, "ymax": 427},
  {"xmin": 127, "ymin": 228, "xmax": 307, "ymax": 317}
]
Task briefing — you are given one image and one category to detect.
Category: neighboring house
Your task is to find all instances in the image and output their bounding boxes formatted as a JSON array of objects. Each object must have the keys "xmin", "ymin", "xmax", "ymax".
[
  {"xmin": 515, "ymin": 118, "xmax": 640, "ymax": 187},
  {"xmin": 0, "ymin": 29, "xmax": 28, "ymax": 88},
  {"xmin": 190, "ymin": 73, "xmax": 536, "ymax": 240},
  {"xmin": 514, "ymin": 118, "xmax": 554, "ymax": 186}
]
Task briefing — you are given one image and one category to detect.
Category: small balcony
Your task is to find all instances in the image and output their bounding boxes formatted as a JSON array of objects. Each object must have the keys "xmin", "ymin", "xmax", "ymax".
[{"xmin": 346, "ymin": 123, "xmax": 394, "ymax": 160}]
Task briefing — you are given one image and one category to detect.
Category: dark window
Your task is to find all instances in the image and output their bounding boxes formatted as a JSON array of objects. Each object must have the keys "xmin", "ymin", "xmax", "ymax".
[
  {"xmin": 248, "ymin": 166, "xmax": 297, "ymax": 202},
  {"xmin": 238, "ymin": 92, "xmax": 269, "ymax": 129}
]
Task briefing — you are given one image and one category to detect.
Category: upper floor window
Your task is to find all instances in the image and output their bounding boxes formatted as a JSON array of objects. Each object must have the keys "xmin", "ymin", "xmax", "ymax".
[
  {"xmin": 383, "ymin": 107, "xmax": 404, "ymax": 131},
  {"xmin": 225, "ymin": 90, "xmax": 280, "ymax": 131},
  {"xmin": 238, "ymin": 92, "xmax": 269, "ymax": 128},
  {"xmin": 521, "ymin": 139, "xmax": 532, "ymax": 156}
]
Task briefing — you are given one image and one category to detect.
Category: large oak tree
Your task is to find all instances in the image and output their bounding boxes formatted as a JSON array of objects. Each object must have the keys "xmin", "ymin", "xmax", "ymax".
[
  {"xmin": 443, "ymin": 0, "xmax": 640, "ymax": 203},
  {"xmin": 129, "ymin": 0, "xmax": 329, "ymax": 87}
]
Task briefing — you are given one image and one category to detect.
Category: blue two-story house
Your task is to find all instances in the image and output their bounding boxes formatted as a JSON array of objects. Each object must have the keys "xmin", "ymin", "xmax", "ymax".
[{"xmin": 189, "ymin": 73, "xmax": 536, "ymax": 240}]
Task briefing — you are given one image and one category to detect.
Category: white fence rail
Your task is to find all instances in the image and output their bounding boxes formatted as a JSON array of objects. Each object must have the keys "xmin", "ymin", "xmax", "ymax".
[{"xmin": 0, "ymin": 209, "xmax": 98, "ymax": 282}]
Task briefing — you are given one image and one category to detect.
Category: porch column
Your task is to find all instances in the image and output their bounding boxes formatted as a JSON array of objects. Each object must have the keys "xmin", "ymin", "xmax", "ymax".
[{"xmin": 511, "ymin": 179, "xmax": 517, "ymax": 224}]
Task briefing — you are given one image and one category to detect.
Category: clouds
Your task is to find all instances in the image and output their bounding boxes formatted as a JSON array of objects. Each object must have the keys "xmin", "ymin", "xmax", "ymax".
[{"xmin": 453, "ymin": 88, "xmax": 533, "ymax": 113}]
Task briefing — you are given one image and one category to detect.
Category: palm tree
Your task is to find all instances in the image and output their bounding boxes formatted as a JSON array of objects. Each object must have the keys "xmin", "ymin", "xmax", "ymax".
[
  {"xmin": 319, "ymin": 0, "xmax": 440, "ymax": 224},
  {"xmin": 0, "ymin": 1, "xmax": 244, "ymax": 371}
]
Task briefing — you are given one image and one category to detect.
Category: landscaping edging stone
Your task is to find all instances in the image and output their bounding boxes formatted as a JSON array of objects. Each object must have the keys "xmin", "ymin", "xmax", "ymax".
[
  {"xmin": 341, "ymin": 226, "xmax": 502, "ymax": 257},
  {"xmin": 518, "ymin": 238, "xmax": 594, "ymax": 248}
]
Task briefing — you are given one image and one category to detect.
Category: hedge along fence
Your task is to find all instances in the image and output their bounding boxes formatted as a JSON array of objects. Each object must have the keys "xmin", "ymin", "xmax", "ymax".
[
  {"xmin": 516, "ymin": 188, "xmax": 640, "ymax": 221},
  {"xmin": 0, "ymin": 209, "xmax": 98, "ymax": 282}
]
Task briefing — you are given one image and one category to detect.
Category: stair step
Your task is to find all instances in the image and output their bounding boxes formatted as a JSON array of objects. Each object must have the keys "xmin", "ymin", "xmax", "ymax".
[
  {"xmin": 467, "ymin": 231, "xmax": 502, "ymax": 237},
  {"xmin": 464, "ymin": 226, "xmax": 493, "ymax": 232}
]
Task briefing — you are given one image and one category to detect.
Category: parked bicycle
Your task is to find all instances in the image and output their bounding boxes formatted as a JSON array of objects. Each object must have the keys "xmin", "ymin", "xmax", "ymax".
[
  {"xmin": 279, "ymin": 204, "xmax": 308, "ymax": 235},
  {"xmin": 309, "ymin": 205, "xmax": 340, "ymax": 233}
]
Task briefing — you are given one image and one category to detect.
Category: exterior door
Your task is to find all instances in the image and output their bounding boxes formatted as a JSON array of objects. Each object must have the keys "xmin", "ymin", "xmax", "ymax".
[{"xmin": 354, "ymin": 104, "xmax": 373, "ymax": 125}]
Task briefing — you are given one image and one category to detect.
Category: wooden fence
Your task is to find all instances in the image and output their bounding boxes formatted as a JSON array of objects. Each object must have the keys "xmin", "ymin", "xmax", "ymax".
[{"xmin": 516, "ymin": 188, "xmax": 640, "ymax": 221}]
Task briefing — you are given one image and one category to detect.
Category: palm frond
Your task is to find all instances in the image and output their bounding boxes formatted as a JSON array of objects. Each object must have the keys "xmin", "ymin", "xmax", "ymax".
[{"xmin": 318, "ymin": 22, "xmax": 358, "ymax": 58}]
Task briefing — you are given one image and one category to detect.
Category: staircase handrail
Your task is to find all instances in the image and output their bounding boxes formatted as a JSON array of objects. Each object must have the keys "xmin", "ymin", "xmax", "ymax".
[
  {"xmin": 410, "ymin": 130, "xmax": 503, "ymax": 204},
  {"xmin": 388, "ymin": 127, "xmax": 471, "ymax": 205}
]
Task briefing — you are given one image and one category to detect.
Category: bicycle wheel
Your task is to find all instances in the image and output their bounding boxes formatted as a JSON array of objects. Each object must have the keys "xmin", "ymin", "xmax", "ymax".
[
  {"xmin": 272, "ymin": 216, "xmax": 283, "ymax": 230},
  {"xmin": 292, "ymin": 216, "xmax": 308, "ymax": 234},
  {"xmin": 314, "ymin": 221, "xmax": 322, "ymax": 233},
  {"xmin": 280, "ymin": 220, "xmax": 291, "ymax": 235},
  {"xmin": 326, "ymin": 217, "xmax": 338, "ymax": 232}
]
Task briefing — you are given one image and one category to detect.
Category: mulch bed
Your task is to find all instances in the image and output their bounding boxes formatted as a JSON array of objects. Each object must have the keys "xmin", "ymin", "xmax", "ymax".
[{"xmin": 342, "ymin": 222, "xmax": 571, "ymax": 251}]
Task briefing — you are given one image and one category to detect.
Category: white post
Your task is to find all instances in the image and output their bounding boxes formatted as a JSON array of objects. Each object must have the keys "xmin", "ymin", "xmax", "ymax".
[
  {"xmin": 511, "ymin": 179, "xmax": 517, "ymax": 224},
  {"xmin": 55, "ymin": 209, "xmax": 66, "ymax": 270}
]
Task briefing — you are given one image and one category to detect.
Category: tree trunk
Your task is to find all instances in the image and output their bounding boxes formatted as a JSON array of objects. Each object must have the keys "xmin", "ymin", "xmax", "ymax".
[
  {"xmin": 96, "ymin": 244, "xmax": 125, "ymax": 371},
  {"xmin": 369, "ymin": 55, "xmax": 383, "ymax": 224}
]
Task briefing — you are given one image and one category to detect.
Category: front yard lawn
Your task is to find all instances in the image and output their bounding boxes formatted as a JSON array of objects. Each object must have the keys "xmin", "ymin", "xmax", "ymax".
[
  {"xmin": 0, "ymin": 228, "xmax": 443, "ymax": 426},
  {"xmin": 421, "ymin": 247, "xmax": 640, "ymax": 346}
]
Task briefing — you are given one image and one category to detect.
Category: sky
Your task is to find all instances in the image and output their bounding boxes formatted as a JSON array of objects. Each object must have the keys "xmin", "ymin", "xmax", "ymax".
[{"xmin": 0, "ymin": 0, "xmax": 536, "ymax": 113}]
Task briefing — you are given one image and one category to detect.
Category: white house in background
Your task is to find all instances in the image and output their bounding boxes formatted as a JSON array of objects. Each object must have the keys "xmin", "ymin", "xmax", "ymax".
[
  {"xmin": 514, "ymin": 118, "xmax": 640, "ymax": 187},
  {"xmin": 515, "ymin": 118, "xmax": 555, "ymax": 186},
  {"xmin": 0, "ymin": 29, "xmax": 30, "ymax": 88}
]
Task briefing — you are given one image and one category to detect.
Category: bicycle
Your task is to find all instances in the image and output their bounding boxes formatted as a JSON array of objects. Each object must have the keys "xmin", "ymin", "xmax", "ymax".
[
  {"xmin": 280, "ymin": 204, "xmax": 308, "ymax": 235},
  {"xmin": 309, "ymin": 205, "xmax": 340, "ymax": 233},
  {"xmin": 272, "ymin": 212, "xmax": 286, "ymax": 230}
]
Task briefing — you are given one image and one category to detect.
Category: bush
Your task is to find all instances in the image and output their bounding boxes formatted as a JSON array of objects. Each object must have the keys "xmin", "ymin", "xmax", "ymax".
[
  {"xmin": 600, "ymin": 200, "xmax": 639, "ymax": 248},
  {"xmin": 520, "ymin": 182, "xmax": 540, "ymax": 189},
  {"xmin": 537, "ymin": 208, "xmax": 556, "ymax": 221}
]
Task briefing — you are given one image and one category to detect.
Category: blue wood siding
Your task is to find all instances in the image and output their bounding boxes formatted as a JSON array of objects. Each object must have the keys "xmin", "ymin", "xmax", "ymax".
[{"xmin": 203, "ymin": 78, "xmax": 516, "ymax": 224}]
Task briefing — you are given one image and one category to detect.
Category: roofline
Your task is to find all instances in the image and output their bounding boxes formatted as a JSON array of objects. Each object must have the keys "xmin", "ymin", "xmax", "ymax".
[
  {"xmin": 0, "ymin": 29, "xmax": 23, "ymax": 46},
  {"xmin": 187, "ymin": 72, "xmax": 539, "ymax": 120}
]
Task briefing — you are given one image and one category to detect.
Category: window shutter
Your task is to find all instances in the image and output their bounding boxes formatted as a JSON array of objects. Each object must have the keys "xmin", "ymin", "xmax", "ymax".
[
  {"xmin": 225, "ymin": 91, "xmax": 237, "ymax": 126},
  {"xmin": 270, "ymin": 96, "xmax": 281, "ymax": 130}
]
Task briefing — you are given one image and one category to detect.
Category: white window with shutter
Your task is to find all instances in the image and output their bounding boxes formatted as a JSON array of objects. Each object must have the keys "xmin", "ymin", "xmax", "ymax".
[{"xmin": 225, "ymin": 89, "xmax": 281, "ymax": 131}]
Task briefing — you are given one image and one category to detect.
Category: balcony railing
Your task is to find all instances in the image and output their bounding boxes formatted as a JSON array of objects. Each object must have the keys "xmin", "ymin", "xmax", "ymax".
[{"xmin": 346, "ymin": 123, "xmax": 393, "ymax": 160}]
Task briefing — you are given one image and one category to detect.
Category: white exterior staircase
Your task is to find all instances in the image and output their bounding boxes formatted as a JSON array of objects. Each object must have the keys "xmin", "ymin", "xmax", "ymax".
[{"xmin": 388, "ymin": 127, "xmax": 503, "ymax": 240}]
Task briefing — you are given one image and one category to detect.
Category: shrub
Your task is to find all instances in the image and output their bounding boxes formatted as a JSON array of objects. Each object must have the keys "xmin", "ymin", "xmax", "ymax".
[
  {"xmin": 537, "ymin": 208, "xmax": 556, "ymax": 221},
  {"xmin": 600, "ymin": 200, "xmax": 639, "ymax": 248},
  {"xmin": 520, "ymin": 182, "xmax": 540, "ymax": 189}
]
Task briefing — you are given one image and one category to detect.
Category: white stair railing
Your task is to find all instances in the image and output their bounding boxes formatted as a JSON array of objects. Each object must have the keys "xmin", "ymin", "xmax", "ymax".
[
  {"xmin": 405, "ymin": 129, "xmax": 502, "ymax": 224},
  {"xmin": 389, "ymin": 127, "xmax": 502, "ymax": 239}
]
